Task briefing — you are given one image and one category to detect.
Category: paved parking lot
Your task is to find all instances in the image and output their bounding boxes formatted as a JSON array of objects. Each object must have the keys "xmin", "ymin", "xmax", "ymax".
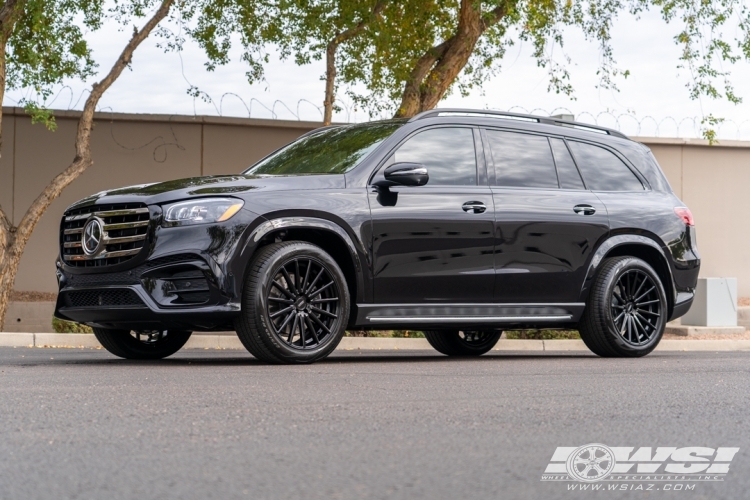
[{"xmin": 1, "ymin": 347, "xmax": 748, "ymax": 499}]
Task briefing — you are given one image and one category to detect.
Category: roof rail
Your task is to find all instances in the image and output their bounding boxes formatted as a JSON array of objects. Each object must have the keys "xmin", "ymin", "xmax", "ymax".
[{"xmin": 408, "ymin": 108, "xmax": 629, "ymax": 140}]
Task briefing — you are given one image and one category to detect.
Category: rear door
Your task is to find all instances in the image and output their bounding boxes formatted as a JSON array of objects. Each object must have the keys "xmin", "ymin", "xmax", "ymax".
[
  {"xmin": 369, "ymin": 127, "xmax": 495, "ymax": 303},
  {"xmin": 484, "ymin": 129, "xmax": 609, "ymax": 303}
]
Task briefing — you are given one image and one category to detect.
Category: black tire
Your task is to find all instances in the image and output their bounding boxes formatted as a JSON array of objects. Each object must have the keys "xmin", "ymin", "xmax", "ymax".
[
  {"xmin": 93, "ymin": 328, "xmax": 192, "ymax": 360},
  {"xmin": 423, "ymin": 330, "xmax": 502, "ymax": 356},
  {"xmin": 235, "ymin": 241, "xmax": 350, "ymax": 364},
  {"xmin": 578, "ymin": 256, "xmax": 668, "ymax": 357}
]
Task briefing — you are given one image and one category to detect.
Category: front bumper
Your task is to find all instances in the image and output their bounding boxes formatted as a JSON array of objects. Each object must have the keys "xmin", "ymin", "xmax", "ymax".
[
  {"xmin": 55, "ymin": 254, "xmax": 242, "ymax": 331},
  {"xmin": 55, "ymin": 206, "xmax": 265, "ymax": 331}
]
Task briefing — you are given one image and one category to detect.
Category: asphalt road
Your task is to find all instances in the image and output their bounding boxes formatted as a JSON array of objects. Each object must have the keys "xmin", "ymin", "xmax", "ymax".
[{"xmin": 0, "ymin": 347, "xmax": 748, "ymax": 500}]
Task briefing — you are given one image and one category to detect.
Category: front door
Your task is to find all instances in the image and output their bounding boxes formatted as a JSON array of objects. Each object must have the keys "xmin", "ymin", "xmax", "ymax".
[
  {"xmin": 369, "ymin": 127, "xmax": 495, "ymax": 303},
  {"xmin": 484, "ymin": 130, "xmax": 609, "ymax": 303}
]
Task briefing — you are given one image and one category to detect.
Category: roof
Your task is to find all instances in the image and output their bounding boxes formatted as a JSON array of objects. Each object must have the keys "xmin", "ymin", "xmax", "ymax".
[{"xmin": 408, "ymin": 108, "xmax": 630, "ymax": 140}]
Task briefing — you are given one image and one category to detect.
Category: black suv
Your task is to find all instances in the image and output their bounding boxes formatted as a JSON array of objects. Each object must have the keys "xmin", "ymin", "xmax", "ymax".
[{"xmin": 55, "ymin": 109, "xmax": 699, "ymax": 363}]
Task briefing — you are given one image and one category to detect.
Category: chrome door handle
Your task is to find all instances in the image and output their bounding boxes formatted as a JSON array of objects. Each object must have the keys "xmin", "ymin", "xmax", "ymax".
[
  {"xmin": 573, "ymin": 204, "xmax": 596, "ymax": 216},
  {"xmin": 462, "ymin": 201, "xmax": 486, "ymax": 214}
]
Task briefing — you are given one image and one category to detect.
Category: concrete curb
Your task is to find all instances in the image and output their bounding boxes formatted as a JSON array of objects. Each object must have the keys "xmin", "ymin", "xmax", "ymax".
[{"xmin": 2, "ymin": 333, "xmax": 750, "ymax": 352}]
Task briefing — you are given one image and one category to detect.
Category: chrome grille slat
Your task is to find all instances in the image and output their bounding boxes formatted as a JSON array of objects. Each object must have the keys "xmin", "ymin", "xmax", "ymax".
[
  {"xmin": 64, "ymin": 207, "xmax": 149, "ymax": 222},
  {"xmin": 103, "ymin": 221, "xmax": 149, "ymax": 231},
  {"xmin": 64, "ymin": 234, "xmax": 145, "ymax": 248},
  {"xmin": 103, "ymin": 234, "xmax": 147, "ymax": 245},
  {"xmin": 64, "ymin": 228, "xmax": 83, "ymax": 235},
  {"xmin": 65, "ymin": 248, "xmax": 143, "ymax": 261}
]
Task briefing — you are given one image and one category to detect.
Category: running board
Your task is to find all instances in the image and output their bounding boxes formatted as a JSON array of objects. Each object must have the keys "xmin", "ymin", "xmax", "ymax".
[
  {"xmin": 368, "ymin": 315, "xmax": 572, "ymax": 323},
  {"xmin": 354, "ymin": 303, "xmax": 584, "ymax": 327}
]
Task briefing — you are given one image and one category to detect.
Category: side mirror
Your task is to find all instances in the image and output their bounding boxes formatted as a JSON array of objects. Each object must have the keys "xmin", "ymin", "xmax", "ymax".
[{"xmin": 375, "ymin": 162, "xmax": 429, "ymax": 187}]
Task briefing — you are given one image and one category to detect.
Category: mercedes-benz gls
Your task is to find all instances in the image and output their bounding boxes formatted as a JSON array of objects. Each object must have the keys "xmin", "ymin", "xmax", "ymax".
[{"xmin": 55, "ymin": 109, "xmax": 700, "ymax": 363}]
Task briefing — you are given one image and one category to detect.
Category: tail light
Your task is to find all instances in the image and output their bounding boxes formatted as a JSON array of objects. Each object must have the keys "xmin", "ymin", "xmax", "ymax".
[{"xmin": 674, "ymin": 207, "xmax": 695, "ymax": 226}]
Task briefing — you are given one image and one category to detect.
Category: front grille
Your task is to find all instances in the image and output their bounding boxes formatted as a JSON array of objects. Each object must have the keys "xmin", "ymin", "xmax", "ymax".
[
  {"xmin": 61, "ymin": 203, "xmax": 150, "ymax": 267},
  {"xmin": 63, "ymin": 289, "xmax": 145, "ymax": 308}
]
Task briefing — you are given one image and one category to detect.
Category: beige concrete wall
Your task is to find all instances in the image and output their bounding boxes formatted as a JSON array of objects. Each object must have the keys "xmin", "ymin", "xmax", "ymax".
[
  {"xmin": 634, "ymin": 137, "xmax": 750, "ymax": 297},
  {"xmin": 1, "ymin": 108, "xmax": 748, "ymax": 296}
]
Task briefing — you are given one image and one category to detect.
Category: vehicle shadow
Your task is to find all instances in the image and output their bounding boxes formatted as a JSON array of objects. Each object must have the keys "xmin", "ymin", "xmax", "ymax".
[{"xmin": 53, "ymin": 350, "xmax": 597, "ymax": 367}]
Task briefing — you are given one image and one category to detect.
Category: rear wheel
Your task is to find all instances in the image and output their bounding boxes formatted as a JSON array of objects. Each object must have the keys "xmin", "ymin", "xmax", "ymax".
[
  {"xmin": 423, "ymin": 330, "xmax": 501, "ymax": 356},
  {"xmin": 578, "ymin": 256, "xmax": 667, "ymax": 357},
  {"xmin": 93, "ymin": 328, "xmax": 192, "ymax": 359}
]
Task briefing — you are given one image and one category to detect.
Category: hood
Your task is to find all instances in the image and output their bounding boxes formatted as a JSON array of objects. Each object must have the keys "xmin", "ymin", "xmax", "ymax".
[{"xmin": 65, "ymin": 174, "xmax": 346, "ymax": 211}]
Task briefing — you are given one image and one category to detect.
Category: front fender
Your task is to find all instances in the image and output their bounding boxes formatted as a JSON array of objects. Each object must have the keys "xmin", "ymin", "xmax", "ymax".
[{"xmin": 236, "ymin": 216, "xmax": 368, "ymax": 306}]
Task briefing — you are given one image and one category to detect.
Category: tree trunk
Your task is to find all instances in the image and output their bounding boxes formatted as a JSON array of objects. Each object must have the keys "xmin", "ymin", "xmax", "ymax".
[
  {"xmin": 323, "ymin": 37, "xmax": 338, "ymax": 125},
  {"xmin": 322, "ymin": 1, "xmax": 385, "ymax": 125},
  {"xmin": 394, "ymin": 0, "xmax": 507, "ymax": 118},
  {"xmin": 0, "ymin": 0, "xmax": 174, "ymax": 330}
]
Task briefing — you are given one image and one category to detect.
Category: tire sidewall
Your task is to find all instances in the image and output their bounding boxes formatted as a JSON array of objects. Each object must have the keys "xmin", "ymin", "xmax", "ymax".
[
  {"xmin": 251, "ymin": 243, "xmax": 350, "ymax": 363},
  {"xmin": 600, "ymin": 258, "xmax": 667, "ymax": 354}
]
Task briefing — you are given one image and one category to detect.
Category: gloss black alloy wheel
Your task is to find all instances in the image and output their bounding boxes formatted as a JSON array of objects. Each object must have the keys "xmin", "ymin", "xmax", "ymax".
[
  {"xmin": 611, "ymin": 269, "xmax": 662, "ymax": 346},
  {"xmin": 235, "ymin": 241, "xmax": 350, "ymax": 364},
  {"xmin": 266, "ymin": 257, "xmax": 340, "ymax": 350},
  {"xmin": 579, "ymin": 256, "xmax": 667, "ymax": 357},
  {"xmin": 423, "ymin": 330, "xmax": 502, "ymax": 356},
  {"xmin": 93, "ymin": 328, "xmax": 192, "ymax": 359}
]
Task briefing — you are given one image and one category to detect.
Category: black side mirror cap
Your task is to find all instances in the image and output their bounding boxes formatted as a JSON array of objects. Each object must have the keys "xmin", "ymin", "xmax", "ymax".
[{"xmin": 374, "ymin": 162, "xmax": 429, "ymax": 187}]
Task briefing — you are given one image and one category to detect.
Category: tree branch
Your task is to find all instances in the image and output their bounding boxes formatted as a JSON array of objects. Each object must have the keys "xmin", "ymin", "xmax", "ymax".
[
  {"xmin": 396, "ymin": 0, "xmax": 510, "ymax": 117},
  {"xmin": 324, "ymin": 1, "xmax": 386, "ymax": 124},
  {"xmin": 0, "ymin": 0, "xmax": 25, "ymax": 36},
  {"xmin": 13, "ymin": 0, "xmax": 175, "ymax": 246}
]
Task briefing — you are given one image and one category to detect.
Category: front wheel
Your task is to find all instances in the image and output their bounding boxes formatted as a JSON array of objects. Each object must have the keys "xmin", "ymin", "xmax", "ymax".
[
  {"xmin": 235, "ymin": 241, "xmax": 350, "ymax": 364},
  {"xmin": 93, "ymin": 328, "xmax": 192, "ymax": 359},
  {"xmin": 423, "ymin": 330, "xmax": 502, "ymax": 356},
  {"xmin": 578, "ymin": 256, "xmax": 667, "ymax": 357}
]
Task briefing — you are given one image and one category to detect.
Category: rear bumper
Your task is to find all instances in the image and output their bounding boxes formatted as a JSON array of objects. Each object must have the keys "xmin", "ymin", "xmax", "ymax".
[{"xmin": 669, "ymin": 291, "xmax": 695, "ymax": 322}]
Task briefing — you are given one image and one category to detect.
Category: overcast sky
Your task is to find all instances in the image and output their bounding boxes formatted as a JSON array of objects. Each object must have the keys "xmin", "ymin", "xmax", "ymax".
[{"xmin": 4, "ymin": 7, "xmax": 750, "ymax": 140}]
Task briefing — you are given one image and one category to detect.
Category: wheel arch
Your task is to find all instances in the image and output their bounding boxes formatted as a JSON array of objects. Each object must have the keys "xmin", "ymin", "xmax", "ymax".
[
  {"xmin": 581, "ymin": 235, "xmax": 675, "ymax": 317},
  {"xmin": 241, "ymin": 216, "xmax": 366, "ymax": 326}
]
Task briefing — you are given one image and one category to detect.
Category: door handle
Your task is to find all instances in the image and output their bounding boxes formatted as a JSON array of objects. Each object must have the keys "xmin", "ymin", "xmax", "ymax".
[
  {"xmin": 573, "ymin": 204, "xmax": 596, "ymax": 216},
  {"xmin": 462, "ymin": 201, "xmax": 486, "ymax": 214}
]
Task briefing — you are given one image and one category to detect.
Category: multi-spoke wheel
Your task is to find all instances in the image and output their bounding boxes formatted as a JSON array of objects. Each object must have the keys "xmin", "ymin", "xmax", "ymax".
[
  {"xmin": 93, "ymin": 328, "xmax": 192, "ymax": 359},
  {"xmin": 235, "ymin": 241, "xmax": 350, "ymax": 364},
  {"xmin": 423, "ymin": 330, "xmax": 502, "ymax": 356},
  {"xmin": 579, "ymin": 256, "xmax": 667, "ymax": 357}
]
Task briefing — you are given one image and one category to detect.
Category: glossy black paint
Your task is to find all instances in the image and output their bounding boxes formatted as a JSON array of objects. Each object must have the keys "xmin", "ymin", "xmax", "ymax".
[{"xmin": 55, "ymin": 111, "xmax": 700, "ymax": 332}]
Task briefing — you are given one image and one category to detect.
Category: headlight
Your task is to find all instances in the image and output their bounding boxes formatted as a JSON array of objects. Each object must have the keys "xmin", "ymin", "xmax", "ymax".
[{"xmin": 163, "ymin": 198, "xmax": 244, "ymax": 226}]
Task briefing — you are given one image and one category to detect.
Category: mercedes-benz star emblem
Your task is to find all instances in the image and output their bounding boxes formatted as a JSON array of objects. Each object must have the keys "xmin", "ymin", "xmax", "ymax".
[{"xmin": 82, "ymin": 217, "xmax": 104, "ymax": 256}]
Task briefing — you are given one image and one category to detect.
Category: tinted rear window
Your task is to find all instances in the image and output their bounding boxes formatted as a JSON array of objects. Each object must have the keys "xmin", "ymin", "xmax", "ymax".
[
  {"xmin": 486, "ymin": 130, "xmax": 558, "ymax": 188},
  {"xmin": 568, "ymin": 141, "xmax": 644, "ymax": 191}
]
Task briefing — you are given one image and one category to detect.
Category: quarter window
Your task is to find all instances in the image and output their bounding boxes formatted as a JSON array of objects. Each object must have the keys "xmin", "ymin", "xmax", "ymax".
[
  {"xmin": 485, "ymin": 130, "xmax": 558, "ymax": 189},
  {"xmin": 568, "ymin": 141, "xmax": 644, "ymax": 191},
  {"xmin": 550, "ymin": 138, "xmax": 585, "ymax": 190},
  {"xmin": 393, "ymin": 128, "xmax": 477, "ymax": 186}
]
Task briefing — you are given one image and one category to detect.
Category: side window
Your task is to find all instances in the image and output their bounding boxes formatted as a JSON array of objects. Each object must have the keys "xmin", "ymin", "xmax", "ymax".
[
  {"xmin": 568, "ymin": 141, "xmax": 644, "ymax": 191},
  {"xmin": 550, "ymin": 138, "xmax": 584, "ymax": 190},
  {"xmin": 393, "ymin": 128, "xmax": 477, "ymax": 186},
  {"xmin": 485, "ymin": 130, "xmax": 558, "ymax": 189}
]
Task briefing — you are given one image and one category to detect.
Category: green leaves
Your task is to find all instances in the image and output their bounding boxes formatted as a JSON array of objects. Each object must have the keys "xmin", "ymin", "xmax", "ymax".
[{"xmin": 6, "ymin": 0, "xmax": 103, "ymax": 102}]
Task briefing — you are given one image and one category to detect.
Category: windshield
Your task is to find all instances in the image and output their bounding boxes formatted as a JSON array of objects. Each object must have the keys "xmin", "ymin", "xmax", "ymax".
[{"xmin": 244, "ymin": 120, "xmax": 404, "ymax": 176}]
